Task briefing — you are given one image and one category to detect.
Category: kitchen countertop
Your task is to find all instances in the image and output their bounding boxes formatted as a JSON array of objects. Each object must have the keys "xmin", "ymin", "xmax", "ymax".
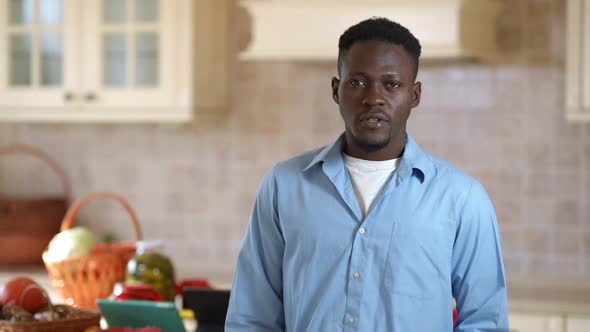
[
  {"xmin": 1, "ymin": 267, "xmax": 589, "ymax": 315},
  {"xmin": 0, "ymin": 266, "xmax": 231, "ymax": 332},
  {"xmin": 0, "ymin": 266, "xmax": 233, "ymax": 304},
  {"xmin": 507, "ymin": 276, "xmax": 590, "ymax": 315}
]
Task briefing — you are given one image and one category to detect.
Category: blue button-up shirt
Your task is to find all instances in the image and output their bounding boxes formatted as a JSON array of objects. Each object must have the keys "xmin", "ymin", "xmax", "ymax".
[{"xmin": 226, "ymin": 134, "xmax": 509, "ymax": 331}]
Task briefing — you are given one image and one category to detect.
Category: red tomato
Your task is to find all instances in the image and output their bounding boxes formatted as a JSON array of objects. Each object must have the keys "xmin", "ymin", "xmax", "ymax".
[
  {"xmin": 115, "ymin": 284, "xmax": 163, "ymax": 302},
  {"xmin": 0, "ymin": 277, "xmax": 48, "ymax": 313}
]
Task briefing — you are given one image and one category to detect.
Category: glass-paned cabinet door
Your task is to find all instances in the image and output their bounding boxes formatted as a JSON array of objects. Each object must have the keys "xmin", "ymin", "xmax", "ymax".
[
  {"xmin": 82, "ymin": 0, "xmax": 176, "ymax": 110},
  {"xmin": 0, "ymin": 0, "xmax": 78, "ymax": 110}
]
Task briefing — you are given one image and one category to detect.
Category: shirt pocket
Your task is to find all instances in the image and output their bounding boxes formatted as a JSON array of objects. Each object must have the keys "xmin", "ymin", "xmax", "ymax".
[{"xmin": 383, "ymin": 216, "xmax": 454, "ymax": 300}]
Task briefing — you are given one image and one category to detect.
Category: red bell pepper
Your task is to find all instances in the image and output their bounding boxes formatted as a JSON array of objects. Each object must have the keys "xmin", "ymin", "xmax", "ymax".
[{"xmin": 175, "ymin": 278, "xmax": 213, "ymax": 295}]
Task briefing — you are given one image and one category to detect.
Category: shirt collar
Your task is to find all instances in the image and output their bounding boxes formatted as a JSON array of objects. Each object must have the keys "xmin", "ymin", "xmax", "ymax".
[
  {"xmin": 303, "ymin": 133, "xmax": 431, "ymax": 183},
  {"xmin": 303, "ymin": 133, "xmax": 346, "ymax": 172},
  {"xmin": 397, "ymin": 134, "xmax": 429, "ymax": 183}
]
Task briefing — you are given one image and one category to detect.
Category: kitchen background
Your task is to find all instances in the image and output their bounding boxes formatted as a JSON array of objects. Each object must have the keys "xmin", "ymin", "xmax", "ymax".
[{"xmin": 0, "ymin": 0, "xmax": 589, "ymax": 284}]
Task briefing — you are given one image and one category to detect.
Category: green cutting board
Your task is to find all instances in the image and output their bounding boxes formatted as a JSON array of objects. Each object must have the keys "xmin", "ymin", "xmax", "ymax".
[{"xmin": 97, "ymin": 299, "xmax": 186, "ymax": 332}]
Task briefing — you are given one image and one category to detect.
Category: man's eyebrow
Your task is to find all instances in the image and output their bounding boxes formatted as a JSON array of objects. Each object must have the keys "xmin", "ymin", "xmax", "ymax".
[
  {"xmin": 345, "ymin": 71, "xmax": 402, "ymax": 79},
  {"xmin": 347, "ymin": 71, "xmax": 368, "ymax": 77},
  {"xmin": 381, "ymin": 72, "xmax": 401, "ymax": 79}
]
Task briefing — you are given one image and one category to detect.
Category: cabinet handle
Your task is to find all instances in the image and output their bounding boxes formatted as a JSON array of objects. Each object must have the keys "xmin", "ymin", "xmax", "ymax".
[
  {"xmin": 64, "ymin": 92, "xmax": 75, "ymax": 101},
  {"xmin": 85, "ymin": 93, "xmax": 97, "ymax": 102}
]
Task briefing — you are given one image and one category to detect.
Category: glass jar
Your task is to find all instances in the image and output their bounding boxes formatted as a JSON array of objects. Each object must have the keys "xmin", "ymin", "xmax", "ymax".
[{"xmin": 125, "ymin": 240, "xmax": 176, "ymax": 301}]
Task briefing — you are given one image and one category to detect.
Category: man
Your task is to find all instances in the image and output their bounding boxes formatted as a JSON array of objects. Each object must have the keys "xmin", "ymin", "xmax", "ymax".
[{"xmin": 226, "ymin": 17, "xmax": 509, "ymax": 331}]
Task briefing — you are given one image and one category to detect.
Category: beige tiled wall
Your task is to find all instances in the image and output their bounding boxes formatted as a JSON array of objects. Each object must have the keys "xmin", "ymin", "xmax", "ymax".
[{"xmin": 1, "ymin": 0, "xmax": 588, "ymax": 280}]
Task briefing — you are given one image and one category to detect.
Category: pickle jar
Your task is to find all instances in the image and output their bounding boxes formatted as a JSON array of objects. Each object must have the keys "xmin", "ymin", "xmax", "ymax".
[{"xmin": 125, "ymin": 240, "xmax": 176, "ymax": 301}]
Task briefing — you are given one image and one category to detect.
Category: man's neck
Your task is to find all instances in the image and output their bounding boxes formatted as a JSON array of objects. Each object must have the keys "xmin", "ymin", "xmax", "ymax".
[{"xmin": 344, "ymin": 135, "xmax": 406, "ymax": 161}]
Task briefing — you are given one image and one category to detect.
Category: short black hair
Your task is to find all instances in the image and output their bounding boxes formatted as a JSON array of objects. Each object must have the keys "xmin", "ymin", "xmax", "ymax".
[{"xmin": 337, "ymin": 17, "xmax": 422, "ymax": 77}]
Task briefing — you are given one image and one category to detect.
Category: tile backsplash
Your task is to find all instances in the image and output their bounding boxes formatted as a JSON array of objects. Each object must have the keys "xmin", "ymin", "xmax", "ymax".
[{"xmin": 1, "ymin": 0, "xmax": 588, "ymax": 280}]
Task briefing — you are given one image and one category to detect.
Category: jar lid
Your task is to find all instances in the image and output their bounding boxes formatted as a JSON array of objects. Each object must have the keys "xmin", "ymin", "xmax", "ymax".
[{"xmin": 136, "ymin": 240, "xmax": 164, "ymax": 254}]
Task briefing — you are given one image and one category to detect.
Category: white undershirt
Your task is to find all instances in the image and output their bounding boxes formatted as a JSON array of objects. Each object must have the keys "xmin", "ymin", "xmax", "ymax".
[{"xmin": 343, "ymin": 153, "xmax": 400, "ymax": 218}]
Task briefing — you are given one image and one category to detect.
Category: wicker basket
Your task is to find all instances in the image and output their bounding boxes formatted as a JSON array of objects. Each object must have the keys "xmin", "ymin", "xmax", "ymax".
[
  {"xmin": 0, "ymin": 310, "xmax": 100, "ymax": 332},
  {"xmin": 0, "ymin": 144, "xmax": 71, "ymax": 265},
  {"xmin": 0, "ymin": 283, "xmax": 101, "ymax": 332},
  {"xmin": 42, "ymin": 192, "xmax": 143, "ymax": 310}
]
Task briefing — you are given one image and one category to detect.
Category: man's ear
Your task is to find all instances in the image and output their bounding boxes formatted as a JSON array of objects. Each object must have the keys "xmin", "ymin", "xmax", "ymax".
[
  {"xmin": 331, "ymin": 77, "xmax": 340, "ymax": 104},
  {"xmin": 411, "ymin": 81, "xmax": 422, "ymax": 108}
]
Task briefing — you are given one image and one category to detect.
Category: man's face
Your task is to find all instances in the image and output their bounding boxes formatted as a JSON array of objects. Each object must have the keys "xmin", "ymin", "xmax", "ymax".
[{"xmin": 332, "ymin": 40, "xmax": 421, "ymax": 160}]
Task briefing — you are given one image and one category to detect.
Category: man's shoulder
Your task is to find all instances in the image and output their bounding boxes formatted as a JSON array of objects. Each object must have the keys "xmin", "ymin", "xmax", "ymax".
[
  {"xmin": 421, "ymin": 149, "xmax": 480, "ymax": 190},
  {"xmin": 273, "ymin": 145, "xmax": 326, "ymax": 175},
  {"xmin": 420, "ymin": 150, "xmax": 493, "ymax": 214}
]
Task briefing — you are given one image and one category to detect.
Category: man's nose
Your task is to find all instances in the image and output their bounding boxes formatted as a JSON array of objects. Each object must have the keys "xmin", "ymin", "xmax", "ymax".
[{"xmin": 361, "ymin": 85, "xmax": 385, "ymax": 106}]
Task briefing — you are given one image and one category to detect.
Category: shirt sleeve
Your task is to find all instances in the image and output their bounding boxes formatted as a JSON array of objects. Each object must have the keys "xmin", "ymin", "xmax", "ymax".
[
  {"xmin": 225, "ymin": 167, "xmax": 286, "ymax": 331},
  {"xmin": 451, "ymin": 180, "xmax": 509, "ymax": 332}
]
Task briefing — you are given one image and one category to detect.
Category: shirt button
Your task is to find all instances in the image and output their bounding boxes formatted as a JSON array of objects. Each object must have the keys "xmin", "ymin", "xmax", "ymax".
[
  {"xmin": 353, "ymin": 272, "xmax": 361, "ymax": 279},
  {"xmin": 345, "ymin": 315, "xmax": 355, "ymax": 325},
  {"xmin": 358, "ymin": 227, "xmax": 365, "ymax": 234}
]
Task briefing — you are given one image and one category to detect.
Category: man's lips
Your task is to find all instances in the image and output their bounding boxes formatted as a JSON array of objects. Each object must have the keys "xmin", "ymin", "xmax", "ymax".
[
  {"xmin": 359, "ymin": 111, "xmax": 389, "ymax": 122},
  {"xmin": 357, "ymin": 111, "xmax": 389, "ymax": 129}
]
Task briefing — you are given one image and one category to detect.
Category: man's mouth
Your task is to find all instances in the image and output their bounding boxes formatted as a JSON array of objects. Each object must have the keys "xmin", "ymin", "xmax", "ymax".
[
  {"xmin": 361, "ymin": 117, "xmax": 386, "ymax": 128},
  {"xmin": 360, "ymin": 110, "xmax": 388, "ymax": 122},
  {"xmin": 359, "ymin": 112, "xmax": 389, "ymax": 128}
]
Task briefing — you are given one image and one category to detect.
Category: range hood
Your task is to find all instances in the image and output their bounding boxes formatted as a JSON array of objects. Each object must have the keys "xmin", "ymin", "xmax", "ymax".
[{"xmin": 239, "ymin": 0, "xmax": 505, "ymax": 61}]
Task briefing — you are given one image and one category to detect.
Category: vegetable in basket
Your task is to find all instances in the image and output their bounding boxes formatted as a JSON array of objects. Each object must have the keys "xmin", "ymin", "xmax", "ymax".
[{"xmin": 44, "ymin": 226, "xmax": 95, "ymax": 262}]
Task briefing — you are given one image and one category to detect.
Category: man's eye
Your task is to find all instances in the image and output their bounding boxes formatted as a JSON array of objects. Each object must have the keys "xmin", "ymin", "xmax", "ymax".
[
  {"xmin": 350, "ymin": 80, "xmax": 364, "ymax": 86},
  {"xmin": 386, "ymin": 82, "xmax": 401, "ymax": 89}
]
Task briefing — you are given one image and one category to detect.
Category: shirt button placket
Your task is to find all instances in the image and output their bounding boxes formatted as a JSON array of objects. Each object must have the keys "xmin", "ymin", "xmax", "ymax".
[{"xmin": 343, "ymin": 225, "xmax": 366, "ymax": 331}]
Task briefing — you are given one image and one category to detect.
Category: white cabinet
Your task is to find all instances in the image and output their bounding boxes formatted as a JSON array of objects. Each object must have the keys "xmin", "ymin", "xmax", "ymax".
[
  {"xmin": 565, "ymin": 0, "xmax": 590, "ymax": 122},
  {"xmin": 567, "ymin": 317, "xmax": 590, "ymax": 332},
  {"xmin": 0, "ymin": 0, "xmax": 77, "ymax": 110},
  {"xmin": 509, "ymin": 313, "xmax": 564, "ymax": 332},
  {"xmin": 0, "ymin": 0, "xmax": 198, "ymax": 122},
  {"xmin": 239, "ymin": 0, "xmax": 505, "ymax": 61}
]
